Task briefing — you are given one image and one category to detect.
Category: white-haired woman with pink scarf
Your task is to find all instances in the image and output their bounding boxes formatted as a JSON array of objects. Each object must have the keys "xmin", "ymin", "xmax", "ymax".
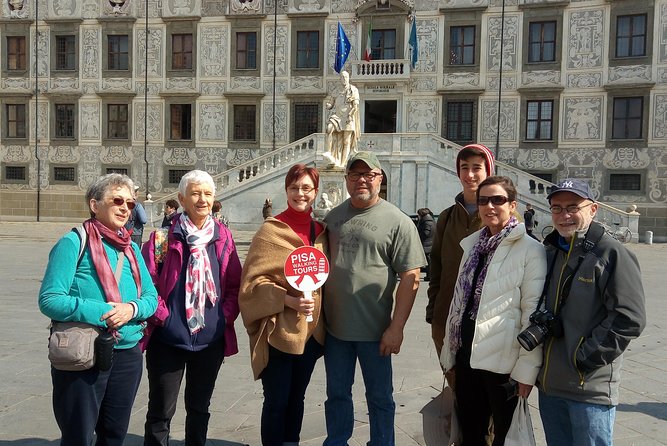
[{"xmin": 141, "ymin": 170, "xmax": 242, "ymax": 446}]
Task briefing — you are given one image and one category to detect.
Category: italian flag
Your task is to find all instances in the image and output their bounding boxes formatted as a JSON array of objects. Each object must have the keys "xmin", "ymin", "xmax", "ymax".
[{"xmin": 363, "ymin": 22, "xmax": 372, "ymax": 62}]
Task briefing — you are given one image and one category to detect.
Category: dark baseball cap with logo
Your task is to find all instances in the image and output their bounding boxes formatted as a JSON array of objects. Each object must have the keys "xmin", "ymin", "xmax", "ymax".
[
  {"xmin": 346, "ymin": 151, "xmax": 382, "ymax": 172},
  {"xmin": 547, "ymin": 179, "xmax": 595, "ymax": 202}
]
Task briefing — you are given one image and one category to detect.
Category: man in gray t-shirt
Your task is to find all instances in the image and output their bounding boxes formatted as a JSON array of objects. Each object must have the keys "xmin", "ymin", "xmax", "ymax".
[{"xmin": 323, "ymin": 151, "xmax": 426, "ymax": 446}]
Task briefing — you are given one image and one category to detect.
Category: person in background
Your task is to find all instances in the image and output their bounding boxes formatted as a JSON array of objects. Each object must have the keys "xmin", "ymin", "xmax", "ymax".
[
  {"xmin": 417, "ymin": 208, "xmax": 435, "ymax": 281},
  {"xmin": 427, "ymin": 144, "xmax": 495, "ymax": 359},
  {"xmin": 537, "ymin": 179, "xmax": 646, "ymax": 446},
  {"xmin": 211, "ymin": 200, "xmax": 230, "ymax": 227},
  {"xmin": 161, "ymin": 199, "xmax": 179, "ymax": 228},
  {"xmin": 523, "ymin": 203, "xmax": 539, "ymax": 240},
  {"xmin": 141, "ymin": 170, "xmax": 242, "ymax": 446},
  {"xmin": 239, "ymin": 163, "xmax": 327, "ymax": 446},
  {"xmin": 126, "ymin": 185, "xmax": 148, "ymax": 246},
  {"xmin": 39, "ymin": 173, "xmax": 158, "ymax": 446},
  {"xmin": 441, "ymin": 176, "xmax": 546, "ymax": 446},
  {"xmin": 323, "ymin": 152, "xmax": 426, "ymax": 446}
]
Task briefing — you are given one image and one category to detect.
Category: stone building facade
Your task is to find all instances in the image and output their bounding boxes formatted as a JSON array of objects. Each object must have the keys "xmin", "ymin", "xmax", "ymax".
[{"xmin": 0, "ymin": 0, "xmax": 665, "ymax": 237}]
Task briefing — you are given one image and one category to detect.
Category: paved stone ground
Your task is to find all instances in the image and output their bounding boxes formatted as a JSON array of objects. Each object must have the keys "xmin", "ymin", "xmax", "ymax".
[{"xmin": 0, "ymin": 221, "xmax": 665, "ymax": 445}]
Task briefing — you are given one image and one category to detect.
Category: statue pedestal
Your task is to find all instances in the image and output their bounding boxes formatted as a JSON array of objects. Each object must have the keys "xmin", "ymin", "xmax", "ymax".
[{"xmin": 313, "ymin": 163, "xmax": 347, "ymax": 219}]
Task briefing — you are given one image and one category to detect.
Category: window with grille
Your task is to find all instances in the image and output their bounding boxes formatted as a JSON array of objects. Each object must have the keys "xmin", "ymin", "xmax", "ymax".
[
  {"xmin": 7, "ymin": 36, "xmax": 26, "ymax": 71},
  {"xmin": 370, "ymin": 29, "xmax": 396, "ymax": 60},
  {"xmin": 6, "ymin": 104, "xmax": 26, "ymax": 138},
  {"xmin": 609, "ymin": 173, "xmax": 642, "ymax": 191},
  {"xmin": 172, "ymin": 34, "xmax": 193, "ymax": 70},
  {"xmin": 55, "ymin": 104, "xmax": 75, "ymax": 138},
  {"xmin": 5, "ymin": 165, "xmax": 26, "ymax": 181},
  {"xmin": 54, "ymin": 166, "xmax": 76, "ymax": 182},
  {"xmin": 612, "ymin": 97, "xmax": 643, "ymax": 139},
  {"xmin": 528, "ymin": 21, "xmax": 556, "ymax": 63},
  {"xmin": 293, "ymin": 103, "xmax": 319, "ymax": 141},
  {"xmin": 526, "ymin": 100, "xmax": 553, "ymax": 140},
  {"xmin": 616, "ymin": 14, "xmax": 646, "ymax": 58},
  {"xmin": 168, "ymin": 169, "xmax": 189, "ymax": 185},
  {"xmin": 56, "ymin": 35, "xmax": 76, "ymax": 70},
  {"xmin": 170, "ymin": 104, "xmax": 192, "ymax": 140},
  {"xmin": 450, "ymin": 26, "xmax": 475, "ymax": 65},
  {"xmin": 234, "ymin": 105, "xmax": 256, "ymax": 141},
  {"xmin": 296, "ymin": 31, "xmax": 319, "ymax": 69},
  {"xmin": 108, "ymin": 35, "xmax": 129, "ymax": 70},
  {"xmin": 106, "ymin": 167, "xmax": 128, "ymax": 175},
  {"xmin": 236, "ymin": 32, "xmax": 257, "ymax": 69},
  {"xmin": 107, "ymin": 104, "xmax": 129, "ymax": 139},
  {"xmin": 446, "ymin": 102, "xmax": 474, "ymax": 143}
]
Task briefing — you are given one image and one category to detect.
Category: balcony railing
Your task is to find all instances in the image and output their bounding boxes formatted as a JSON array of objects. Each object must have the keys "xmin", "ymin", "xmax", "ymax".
[{"xmin": 350, "ymin": 59, "xmax": 411, "ymax": 81}]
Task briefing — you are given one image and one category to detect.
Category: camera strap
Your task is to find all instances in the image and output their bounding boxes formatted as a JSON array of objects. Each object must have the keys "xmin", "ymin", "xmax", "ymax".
[{"xmin": 536, "ymin": 222, "xmax": 605, "ymax": 313}]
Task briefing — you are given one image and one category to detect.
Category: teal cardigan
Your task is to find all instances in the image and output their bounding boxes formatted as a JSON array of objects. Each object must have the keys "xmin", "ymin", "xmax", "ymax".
[{"xmin": 39, "ymin": 231, "xmax": 158, "ymax": 349}]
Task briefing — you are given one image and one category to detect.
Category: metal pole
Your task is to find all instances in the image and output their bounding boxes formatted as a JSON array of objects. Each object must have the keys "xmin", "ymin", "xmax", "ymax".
[
  {"xmin": 494, "ymin": 0, "xmax": 505, "ymax": 171},
  {"xmin": 144, "ymin": 0, "xmax": 149, "ymax": 199},
  {"xmin": 34, "ymin": 0, "xmax": 40, "ymax": 221},
  {"xmin": 272, "ymin": 0, "xmax": 277, "ymax": 151}
]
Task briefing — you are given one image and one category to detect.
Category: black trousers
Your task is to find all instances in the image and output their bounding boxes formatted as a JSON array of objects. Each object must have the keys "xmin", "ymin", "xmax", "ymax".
[
  {"xmin": 260, "ymin": 337, "xmax": 324, "ymax": 446},
  {"xmin": 454, "ymin": 358, "xmax": 517, "ymax": 446},
  {"xmin": 51, "ymin": 345, "xmax": 143, "ymax": 446},
  {"xmin": 144, "ymin": 338, "xmax": 225, "ymax": 446}
]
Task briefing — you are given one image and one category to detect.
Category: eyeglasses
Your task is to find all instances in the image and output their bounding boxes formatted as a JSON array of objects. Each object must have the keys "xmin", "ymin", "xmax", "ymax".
[
  {"xmin": 287, "ymin": 185, "xmax": 315, "ymax": 194},
  {"xmin": 550, "ymin": 202, "xmax": 593, "ymax": 214},
  {"xmin": 477, "ymin": 195, "xmax": 510, "ymax": 206},
  {"xmin": 111, "ymin": 197, "xmax": 136, "ymax": 210},
  {"xmin": 346, "ymin": 171, "xmax": 382, "ymax": 182}
]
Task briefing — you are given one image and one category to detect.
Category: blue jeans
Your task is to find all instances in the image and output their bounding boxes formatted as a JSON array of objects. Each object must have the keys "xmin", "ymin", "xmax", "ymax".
[
  {"xmin": 323, "ymin": 333, "xmax": 395, "ymax": 446},
  {"xmin": 260, "ymin": 337, "xmax": 324, "ymax": 446},
  {"xmin": 539, "ymin": 391, "xmax": 616, "ymax": 446}
]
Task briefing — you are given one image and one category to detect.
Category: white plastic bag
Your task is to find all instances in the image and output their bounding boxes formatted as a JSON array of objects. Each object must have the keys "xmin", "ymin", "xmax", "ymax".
[{"xmin": 504, "ymin": 397, "xmax": 536, "ymax": 446}]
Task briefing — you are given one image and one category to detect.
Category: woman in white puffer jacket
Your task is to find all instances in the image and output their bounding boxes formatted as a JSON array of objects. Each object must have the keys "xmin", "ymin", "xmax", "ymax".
[{"xmin": 440, "ymin": 176, "xmax": 547, "ymax": 446}]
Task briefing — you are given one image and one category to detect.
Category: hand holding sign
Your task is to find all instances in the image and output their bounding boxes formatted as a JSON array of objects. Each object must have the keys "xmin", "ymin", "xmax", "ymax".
[{"xmin": 284, "ymin": 246, "xmax": 329, "ymax": 322}]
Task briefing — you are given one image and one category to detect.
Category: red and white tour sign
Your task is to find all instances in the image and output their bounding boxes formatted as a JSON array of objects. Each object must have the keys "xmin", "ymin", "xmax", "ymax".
[{"xmin": 283, "ymin": 246, "xmax": 329, "ymax": 322}]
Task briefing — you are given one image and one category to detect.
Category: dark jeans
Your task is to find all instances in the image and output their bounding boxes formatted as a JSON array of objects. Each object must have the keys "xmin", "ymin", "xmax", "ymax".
[
  {"xmin": 144, "ymin": 338, "xmax": 225, "ymax": 446},
  {"xmin": 454, "ymin": 358, "xmax": 517, "ymax": 446},
  {"xmin": 51, "ymin": 345, "xmax": 143, "ymax": 446},
  {"xmin": 131, "ymin": 234, "xmax": 143, "ymax": 247},
  {"xmin": 260, "ymin": 337, "xmax": 324, "ymax": 446}
]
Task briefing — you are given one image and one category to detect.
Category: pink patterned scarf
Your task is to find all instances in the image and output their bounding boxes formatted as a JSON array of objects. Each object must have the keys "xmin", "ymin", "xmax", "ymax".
[
  {"xmin": 84, "ymin": 218, "xmax": 142, "ymax": 337},
  {"xmin": 179, "ymin": 213, "xmax": 218, "ymax": 334}
]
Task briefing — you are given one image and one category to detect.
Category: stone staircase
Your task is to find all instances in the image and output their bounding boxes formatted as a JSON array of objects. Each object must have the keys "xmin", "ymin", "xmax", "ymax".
[{"xmin": 145, "ymin": 132, "xmax": 639, "ymax": 242}]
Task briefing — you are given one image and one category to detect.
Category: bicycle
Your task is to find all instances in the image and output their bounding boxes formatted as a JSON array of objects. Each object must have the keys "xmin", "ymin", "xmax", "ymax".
[
  {"xmin": 541, "ymin": 224, "xmax": 554, "ymax": 239},
  {"xmin": 599, "ymin": 221, "xmax": 632, "ymax": 244}
]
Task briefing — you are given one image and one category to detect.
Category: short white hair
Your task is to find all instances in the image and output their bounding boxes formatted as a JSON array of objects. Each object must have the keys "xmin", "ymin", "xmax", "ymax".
[{"xmin": 178, "ymin": 170, "xmax": 216, "ymax": 196}]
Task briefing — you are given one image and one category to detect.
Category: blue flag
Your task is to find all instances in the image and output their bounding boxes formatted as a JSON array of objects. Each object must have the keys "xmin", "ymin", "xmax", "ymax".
[
  {"xmin": 334, "ymin": 22, "xmax": 351, "ymax": 73},
  {"xmin": 408, "ymin": 18, "xmax": 418, "ymax": 69}
]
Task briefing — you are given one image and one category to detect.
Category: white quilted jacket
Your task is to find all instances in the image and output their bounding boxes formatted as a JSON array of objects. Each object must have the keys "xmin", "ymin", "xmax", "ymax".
[{"xmin": 440, "ymin": 223, "xmax": 547, "ymax": 386}]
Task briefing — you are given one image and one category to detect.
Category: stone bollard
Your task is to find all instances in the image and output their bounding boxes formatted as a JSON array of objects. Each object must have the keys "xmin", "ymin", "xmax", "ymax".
[{"xmin": 645, "ymin": 231, "xmax": 653, "ymax": 245}]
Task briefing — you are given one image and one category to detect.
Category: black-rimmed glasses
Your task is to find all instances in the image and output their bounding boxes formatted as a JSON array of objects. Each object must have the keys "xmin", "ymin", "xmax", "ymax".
[
  {"xmin": 346, "ymin": 172, "xmax": 382, "ymax": 182},
  {"xmin": 550, "ymin": 202, "xmax": 593, "ymax": 214}
]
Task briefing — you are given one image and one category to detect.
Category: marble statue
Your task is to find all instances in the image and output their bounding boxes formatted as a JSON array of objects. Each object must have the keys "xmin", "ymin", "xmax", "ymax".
[{"xmin": 323, "ymin": 70, "xmax": 360, "ymax": 168}]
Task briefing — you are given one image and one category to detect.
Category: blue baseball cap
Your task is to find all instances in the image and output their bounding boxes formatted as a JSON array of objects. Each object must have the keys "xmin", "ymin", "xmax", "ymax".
[{"xmin": 547, "ymin": 179, "xmax": 595, "ymax": 202}]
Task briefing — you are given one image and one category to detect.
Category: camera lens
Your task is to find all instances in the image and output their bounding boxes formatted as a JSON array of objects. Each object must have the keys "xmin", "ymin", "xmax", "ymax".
[{"xmin": 517, "ymin": 324, "xmax": 548, "ymax": 351}]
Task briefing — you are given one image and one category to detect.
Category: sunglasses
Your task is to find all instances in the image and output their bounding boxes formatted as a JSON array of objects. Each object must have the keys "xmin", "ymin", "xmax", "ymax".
[
  {"xmin": 477, "ymin": 195, "xmax": 510, "ymax": 206},
  {"xmin": 111, "ymin": 197, "xmax": 136, "ymax": 210}
]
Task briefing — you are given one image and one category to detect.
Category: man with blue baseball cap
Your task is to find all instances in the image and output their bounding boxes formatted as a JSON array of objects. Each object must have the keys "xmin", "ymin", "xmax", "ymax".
[{"xmin": 535, "ymin": 178, "xmax": 646, "ymax": 445}]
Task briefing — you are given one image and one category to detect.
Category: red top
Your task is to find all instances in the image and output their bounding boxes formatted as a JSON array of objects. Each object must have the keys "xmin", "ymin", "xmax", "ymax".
[{"xmin": 275, "ymin": 205, "xmax": 324, "ymax": 246}]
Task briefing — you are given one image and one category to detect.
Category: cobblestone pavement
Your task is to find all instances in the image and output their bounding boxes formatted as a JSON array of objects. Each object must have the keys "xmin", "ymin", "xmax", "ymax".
[{"xmin": 0, "ymin": 221, "xmax": 665, "ymax": 445}]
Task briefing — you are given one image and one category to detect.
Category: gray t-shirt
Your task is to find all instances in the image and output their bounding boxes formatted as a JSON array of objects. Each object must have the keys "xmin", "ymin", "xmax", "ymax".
[{"xmin": 323, "ymin": 199, "xmax": 427, "ymax": 341}]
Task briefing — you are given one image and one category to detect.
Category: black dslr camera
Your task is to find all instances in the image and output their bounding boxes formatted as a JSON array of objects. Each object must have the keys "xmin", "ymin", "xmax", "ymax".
[{"xmin": 517, "ymin": 309, "xmax": 564, "ymax": 351}]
